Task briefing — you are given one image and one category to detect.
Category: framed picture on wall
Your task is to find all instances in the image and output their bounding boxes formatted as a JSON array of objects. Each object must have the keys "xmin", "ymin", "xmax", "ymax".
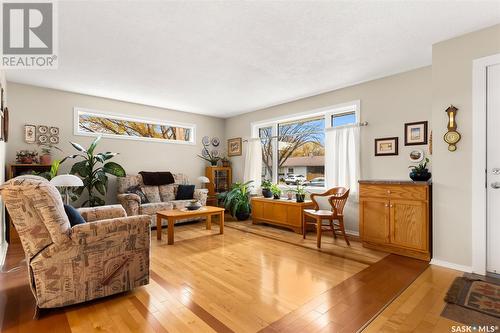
[
  {"xmin": 375, "ymin": 137, "xmax": 399, "ymax": 156},
  {"xmin": 404, "ymin": 121, "xmax": 428, "ymax": 146},
  {"xmin": 227, "ymin": 137, "xmax": 242, "ymax": 156},
  {"xmin": 25, "ymin": 124, "xmax": 36, "ymax": 143}
]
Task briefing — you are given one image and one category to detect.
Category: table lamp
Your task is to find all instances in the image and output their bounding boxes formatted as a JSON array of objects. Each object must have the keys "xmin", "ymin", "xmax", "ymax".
[
  {"xmin": 197, "ymin": 176, "xmax": 210, "ymax": 189},
  {"xmin": 50, "ymin": 174, "xmax": 84, "ymax": 205}
]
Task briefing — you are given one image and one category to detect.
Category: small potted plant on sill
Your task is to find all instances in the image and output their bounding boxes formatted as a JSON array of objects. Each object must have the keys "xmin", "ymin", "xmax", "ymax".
[
  {"xmin": 261, "ymin": 179, "xmax": 273, "ymax": 198},
  {"xmin": 16, "ymin": 150, "xmax": 38, "ymax": 164},
  {"xmin": 38, "ymin": 143, "xmax": 63, "ymax": 165},
  {"xmin": 197, "ymin": 143, "xmax": 220, "ymax": 166},
  {"xmin": 409, "ymin": 157, "xmax": 431, "ymax": 181},
  {"xmin": 217, "ymin": 181, "xmax": 253, "ymax": 221},
  {"xmin": 289, "ymin": 181, "xmax": 307, "ymax": 202},
  {"xmin": 270, "ymin": 183, "xmax": 282, "ymax": 199}
]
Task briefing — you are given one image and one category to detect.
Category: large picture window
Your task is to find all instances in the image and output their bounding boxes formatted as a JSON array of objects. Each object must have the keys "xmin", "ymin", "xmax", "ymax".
[
  {"xmin": 74, "ymin": 108, "xmax": 196, "ymax": 144},
  {"xmin": 253, "ymin": 102, "xmax": 359, "ymax": 189}
]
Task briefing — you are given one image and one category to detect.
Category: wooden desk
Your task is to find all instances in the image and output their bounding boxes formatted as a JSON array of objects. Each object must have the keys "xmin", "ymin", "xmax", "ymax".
[
  {"xmin": 156, "ymin": 206, "xmax": 225, "ymax": 245},
  {"xmin": 251, "ymin": 197, "xmax": 315, "ymax": 234}
]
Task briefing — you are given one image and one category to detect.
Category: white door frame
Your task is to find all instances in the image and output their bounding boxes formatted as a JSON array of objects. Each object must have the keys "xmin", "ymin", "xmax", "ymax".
[{"xmin": 472, "ymin": 53, "xmax": 500, "ymax": 275}]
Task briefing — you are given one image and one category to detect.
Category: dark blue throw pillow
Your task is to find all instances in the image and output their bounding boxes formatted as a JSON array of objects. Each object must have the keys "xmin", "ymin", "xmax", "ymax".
[
  {"xmin": 176, "ymin": 184, "xmax": 195, "ymax": 200},
  {"xmin": 64, "ymin": 204, "xmax": 86, "ymax": 227}
]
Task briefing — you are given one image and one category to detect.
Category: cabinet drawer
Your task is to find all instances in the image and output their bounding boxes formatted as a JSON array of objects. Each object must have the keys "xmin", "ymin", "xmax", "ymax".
[{"xmin": 360, "ymin": 184, "xmax": 427, "ymax": 201}]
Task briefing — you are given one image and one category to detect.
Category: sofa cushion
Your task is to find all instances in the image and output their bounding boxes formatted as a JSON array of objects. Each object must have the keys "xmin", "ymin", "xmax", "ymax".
[
  {"xmin": 140, "ymin": 202, "xmax": 173, "ymax": 216},
  {"xmin": 117, "ymin": 174, "xmax": 142, "ymax": 194},
  {"xmin": 64, "ymin": 204, "xmax": 86, "ymax": 226},
  {"xmin": 159, "ymin": 184, "xmax": 176, "ymax": 202},
  {"xmin": 126, "ymin": 185, "xmax": 149, "ymax": 204},
  {"xmin": 141, "ymin": 185, "xmax": 161, "ymax": 203},
  {"xmin": 139, "ymin": 171, "xmax": 175, "ymax": 186},
  {"xmin": 176, "ymin": 185, "xmax": 195, "ymax": 200}
]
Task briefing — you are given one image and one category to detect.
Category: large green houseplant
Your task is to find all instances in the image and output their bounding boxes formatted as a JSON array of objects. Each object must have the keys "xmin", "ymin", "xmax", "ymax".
[
  {"xmin": 218, "ymin": 180, "xmax": 253, "ymax": 220},
  {"xmin": 66, "ymin": 136, "xmax": 126, "ymax": 206}
]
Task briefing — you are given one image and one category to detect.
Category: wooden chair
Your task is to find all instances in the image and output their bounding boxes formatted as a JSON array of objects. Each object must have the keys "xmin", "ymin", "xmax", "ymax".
[{"xmin": 303, "ymin": 187, "xmax": 350, "ymax": 248}]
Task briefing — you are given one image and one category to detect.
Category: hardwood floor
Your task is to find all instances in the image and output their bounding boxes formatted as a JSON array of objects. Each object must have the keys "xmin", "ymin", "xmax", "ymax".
[
  {"xmin": 0, "ymin": 220, "xmax": 453, "ymax": 333},
  {"xmin": 363, "ymin": 265, "xmax": 463, "ymax": 332}
]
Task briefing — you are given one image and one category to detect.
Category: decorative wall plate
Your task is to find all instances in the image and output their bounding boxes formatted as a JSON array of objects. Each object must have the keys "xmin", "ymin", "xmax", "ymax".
[
  {"xmin": 202, "ymin": 136, "xmax": 210, "ymax": 146},
  {"xmin": 49, "ymin": 127, "xmax": 59, "ymax": 135},
  {"xmin": 201, "ymin": 148, "xmax": 210, "ymax": 158},
  {"xmin": 38, "ymin": 135, "xmax": 48, "ymax": 143},
  {"xmin": 38, "ymin": 125, "xmax": 48, "ymax": 134},
  {"xmin": 211, "ymin": 137, "xmax": 220, "ymax": 147},
  {"xmin": 49, "ymin": 136, "xmax": 59, "ymax": 144},
  {"xmin": 409, "ymin": 149, "xmax": 424, "ymax": 162},
  {"xmin": 211, "ymin": 149, "xmax": 219, "ymax": 157}
]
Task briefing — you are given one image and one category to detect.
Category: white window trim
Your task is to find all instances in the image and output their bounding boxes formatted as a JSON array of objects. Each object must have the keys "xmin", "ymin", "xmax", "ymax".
[
  {"xmin": 251, "ymin": 100, "xmax": 360, "ymax": 191},
  {"xmin": 74, "ymin": 107, "xmax": 196, "ymax": 145}
]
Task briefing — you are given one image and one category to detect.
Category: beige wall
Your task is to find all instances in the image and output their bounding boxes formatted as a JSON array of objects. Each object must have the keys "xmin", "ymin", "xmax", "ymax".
[
  {"xmin": 6, "ymin": 83, "xmax": 225, "ymax": 205},
  {"xmin": 431, "ymin": 24, "xmax": 500, "ymax": 268},
  {"xmin": 225, "ymin": 66, "xmax": 432, "ymax": 233}
]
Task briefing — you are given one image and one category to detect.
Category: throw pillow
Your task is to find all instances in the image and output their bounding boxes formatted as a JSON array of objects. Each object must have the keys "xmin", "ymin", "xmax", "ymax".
[
  {"xmin": 141, "ymin": 185, "xmax": 162, "ymax": 203},
  {"xmin": 126, "ymin": 185, "xmax": 149, "ymax": 204},
  {"xmin": 139, "ymin": 171, "xmax": 175, "ymax": 186},
  {"xmin": 176, "ymin": 184, "xmax": 195, "ymax": 200},
  {"xmin": 159, "ymin": 184, "xmax": 176, "ymax": 202},
  {"xmin": 64, "ymin": 204, "xmax": 86, "ymax": 227}
]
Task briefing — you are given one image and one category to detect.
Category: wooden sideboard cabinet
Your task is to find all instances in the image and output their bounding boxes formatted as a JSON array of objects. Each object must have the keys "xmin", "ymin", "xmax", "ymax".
[
  {"xmin": 251, "ymin": 197, "xmax": 314, "ymax": 234},
  {"xmin": 359, "ymin": 180, "xmax": 432, "ymax": 261}
]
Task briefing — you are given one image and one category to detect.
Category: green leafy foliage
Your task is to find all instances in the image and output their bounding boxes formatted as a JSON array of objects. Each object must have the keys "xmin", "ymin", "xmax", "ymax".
[
  {"xmin": 270, "ymin": 183, "xmax": 282, "ymax": 196},
  {"xmin": 409, "ymin": 157, "xmax": 430, "ymax": 174},
  {"xmin": 65, "ymin": 136, "xmax": 126, "ymax": 207},
  {"xmin": 261, "ymin": 179, "xmax": 272, "ymax": 190},
  {"xmin": 38, "ymin": 160, "xmax": 62, "ymax": 180},
  {"xmin": 217, "ymin": 181, "xmax": 253, "ymax": 218}
]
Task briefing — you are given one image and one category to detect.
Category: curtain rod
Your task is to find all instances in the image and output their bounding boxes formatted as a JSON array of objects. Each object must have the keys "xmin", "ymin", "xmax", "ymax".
[{"xmin": 243, "ymin": 121, "xmax": 368, "ymax": 142}]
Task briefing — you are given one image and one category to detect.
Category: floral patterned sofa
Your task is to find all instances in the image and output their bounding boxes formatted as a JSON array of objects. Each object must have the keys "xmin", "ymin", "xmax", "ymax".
[
  {"xmin": 0, "ymin": 175, "xmax": 150, "ymax": 311},
  {"xmin": 116, "ymin": 173, "xmax": 208, "ymax": 227}
]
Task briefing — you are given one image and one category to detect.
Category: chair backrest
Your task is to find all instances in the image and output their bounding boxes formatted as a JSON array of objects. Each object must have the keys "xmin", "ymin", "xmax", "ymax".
[
  {"xmin": 310, "ymin": 187, "xmax": 350, "ymax": 216},
  {"xmin": 116, "ymin": 173, "xmax": 190, "ymax": 194},
  {"xmin": 0, "ymin": 175, "xmax": 71, "ymax": 259}
]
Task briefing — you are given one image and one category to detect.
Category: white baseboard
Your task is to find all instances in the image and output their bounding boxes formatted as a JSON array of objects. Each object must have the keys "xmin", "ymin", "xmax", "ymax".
[
  {"xmin": 0, "ymin": 242, "xmax": 8, "ymax": 268},
  {"xmin": 430, "ymin": 258, "xmax": 472, "ymax": 273},
  {"xmin": 346, "ymin": 229, "xmax": 359, "ymax": 237}
]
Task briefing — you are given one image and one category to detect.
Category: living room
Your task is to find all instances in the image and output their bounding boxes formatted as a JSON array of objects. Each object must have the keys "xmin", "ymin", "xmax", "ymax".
[{"xmin": 1, "ymin": 1, "xmax": 500, "ymax": 332}]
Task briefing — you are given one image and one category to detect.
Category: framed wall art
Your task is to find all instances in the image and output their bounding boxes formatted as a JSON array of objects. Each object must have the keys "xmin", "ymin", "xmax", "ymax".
[
  {"xmin": 375, "ymin": 137, "xmax": 399, "ymax": 156},
  {"xmin": 404, "ymin": 121, "xmax": 428, "ymax": 146},
  {"xmin": 227, "ymin": 137, "xmax": 242, "ymax": 156},
  {"xmin": 25, "ymin": 124, "xmax": 36, "ymax": 143}
]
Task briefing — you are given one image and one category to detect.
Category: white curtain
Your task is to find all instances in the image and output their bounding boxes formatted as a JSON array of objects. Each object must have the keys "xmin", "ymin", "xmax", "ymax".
[
  {"xmin": 325, "ymin": 126, "xmax": 360, "ymax": 194},
  {"xmin": 243, "ymin": 138, "xmax": 262, "ymax": 193}
]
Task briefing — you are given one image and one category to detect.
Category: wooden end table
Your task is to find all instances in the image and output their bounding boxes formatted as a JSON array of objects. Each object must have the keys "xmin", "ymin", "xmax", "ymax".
[{"xmin": 156, "ymin": 206, "xmax": 225, "ymax": 245}]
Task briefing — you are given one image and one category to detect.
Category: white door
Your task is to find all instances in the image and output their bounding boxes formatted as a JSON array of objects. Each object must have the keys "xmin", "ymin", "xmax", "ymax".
[{"xmin": 487, "ymin": 63, "xmax": 500, "ymax": 274}]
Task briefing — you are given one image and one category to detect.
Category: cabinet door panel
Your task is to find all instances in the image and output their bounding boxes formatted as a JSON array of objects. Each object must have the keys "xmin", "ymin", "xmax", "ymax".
[
  {"xmin": 390, "ymin": 200, "xmax": 427, "ymax": 251},
  {"xmin": 360, "ymin": 198, "xmax": 390, "ymax": 244},
  {"xmin": 286, "ymin": 206, "xmax": 302, "ymax": 227},
  {"xmin": 252, "ymin": 200, "xmax": 264, "ymax": 219}
]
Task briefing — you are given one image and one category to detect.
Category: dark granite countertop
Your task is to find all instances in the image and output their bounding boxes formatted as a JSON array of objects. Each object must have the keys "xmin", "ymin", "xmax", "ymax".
[{"xmin": 358, "ymin": 179, "xmax": 431, "ymax": 185}]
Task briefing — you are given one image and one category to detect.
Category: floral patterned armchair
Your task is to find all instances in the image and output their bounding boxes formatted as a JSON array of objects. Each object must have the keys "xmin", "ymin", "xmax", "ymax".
[{"xmin": 0, "ymin": 175, "xmax": 150, "ymax": 311}]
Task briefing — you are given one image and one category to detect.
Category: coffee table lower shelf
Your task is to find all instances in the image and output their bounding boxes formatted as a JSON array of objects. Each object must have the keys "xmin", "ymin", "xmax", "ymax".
[{"xmin": 156, "ymin": 206, "xmax": 225, "ymax": 245}]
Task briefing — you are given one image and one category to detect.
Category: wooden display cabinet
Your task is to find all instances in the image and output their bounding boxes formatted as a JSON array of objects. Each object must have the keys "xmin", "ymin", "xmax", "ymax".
[{"xmin": 205, "ymin": 166, "xmax": 232, "ymax": 197}]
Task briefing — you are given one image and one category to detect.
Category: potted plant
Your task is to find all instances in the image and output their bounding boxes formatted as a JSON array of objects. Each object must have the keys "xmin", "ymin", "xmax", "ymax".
[
  {"xmin": 261, "ymin": 179, "xmax": 273, "ymax": 198},
  {"xmin": 197, "ymin": 142, "xmax": 220, "ymax": 166},
  {"xmin": 65, "ymin": 136, "xmax": 126, "ymax": 207},
  {"xmin": 38, "ymin": 143, "xmax": 63, "ymax": 165},
  {"xmin": 221, "ymin": 156, "xmax": 231, "ymax": 167},
  {"xmin": 409, "ymin": 157, "xmax": 431, "ymax": 181},
  {"xmin": 289, "ymin": 181, "xmax": 307, "ymax": 202},
  {"xmin": 270, "ymin": 183, "xmax": 282, "ymax": 199},
  {"xmin": 16, "ymin": 150, "xmax": 38, "ymax": 164},
  {"xmin": 217, "ymin": 181, "xmax": 253, "ymax": 220}
]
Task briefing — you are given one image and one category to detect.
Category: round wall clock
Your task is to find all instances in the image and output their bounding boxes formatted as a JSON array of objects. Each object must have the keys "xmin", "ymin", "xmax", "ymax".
[
  {"xmin": 211, "ymin": 137, "xmax": 220, "ymax": 147},
  {"xmin": 444, "ymin": 131, "xmax": 461, "ymax": 151}
]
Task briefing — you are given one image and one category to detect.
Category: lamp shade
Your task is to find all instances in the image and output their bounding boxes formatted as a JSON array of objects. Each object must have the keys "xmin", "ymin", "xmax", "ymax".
[
  {"xmin": 50, "ymin": 174, "xmax": 84, "ymax": 187},
  {"xmin": 197, "ymin": 176, "xmax": 210, "ymax": 184}
]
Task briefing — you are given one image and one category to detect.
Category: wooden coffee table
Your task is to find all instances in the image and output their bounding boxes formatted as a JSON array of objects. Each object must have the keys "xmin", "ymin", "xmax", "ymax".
[{"xmin": 156, "ymin": 206, "xmax": 225, "ymax": 245}]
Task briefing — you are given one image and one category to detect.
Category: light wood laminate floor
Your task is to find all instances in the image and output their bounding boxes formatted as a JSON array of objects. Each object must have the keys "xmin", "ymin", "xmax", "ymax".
[{"xmin": 0, "ymin": 220, "xmax": 452, "ymax": 333}]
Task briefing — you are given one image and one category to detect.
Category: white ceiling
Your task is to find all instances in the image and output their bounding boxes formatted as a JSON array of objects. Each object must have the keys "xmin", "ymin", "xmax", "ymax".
[{"xmin": 6, "ymin": 1, "xmax": 500, "ymax": 118}]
